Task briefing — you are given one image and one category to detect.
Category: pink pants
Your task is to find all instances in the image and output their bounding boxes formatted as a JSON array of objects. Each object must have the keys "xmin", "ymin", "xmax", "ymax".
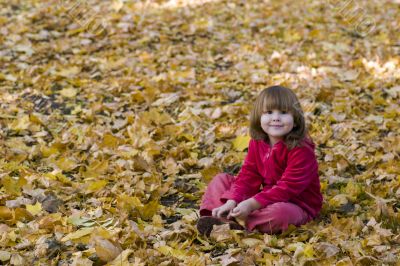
[{"xmin": 199, "ymin": 173, "xmax": 312, "ymax": 234}]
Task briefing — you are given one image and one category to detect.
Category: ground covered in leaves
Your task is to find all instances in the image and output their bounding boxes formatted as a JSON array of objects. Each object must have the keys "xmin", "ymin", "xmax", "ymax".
[{"xmin": 0, "ymin": 0, "xmax": 399, "ymax": 265}]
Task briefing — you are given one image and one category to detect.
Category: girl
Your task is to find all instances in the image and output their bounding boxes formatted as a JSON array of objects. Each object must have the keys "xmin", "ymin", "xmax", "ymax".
[{"xmin": 197, "ymin": 86, "xmax": 323, "ymax": 236}]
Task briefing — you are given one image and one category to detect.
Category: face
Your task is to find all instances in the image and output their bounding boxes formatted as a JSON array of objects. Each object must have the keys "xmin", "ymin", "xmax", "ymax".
[{"xmin": 260, "ymin": 109, "xmax": 294, "ymax": 144}]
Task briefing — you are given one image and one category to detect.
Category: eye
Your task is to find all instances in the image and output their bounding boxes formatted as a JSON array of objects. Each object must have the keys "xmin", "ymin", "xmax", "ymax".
[
  {"xmin": 264, "ymin": 110, "xmax": 272, "ymax": 114},
  {"xmin": 281, "ymin": 110, "xmax": 287, "ymax": 114}
]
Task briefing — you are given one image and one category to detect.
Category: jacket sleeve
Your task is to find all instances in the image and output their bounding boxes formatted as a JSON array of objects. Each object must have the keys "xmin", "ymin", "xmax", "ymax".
[
  {"xmin": 220, "ymin": 139, "xmax": 263, "ymax": 203},
  {"xmin": 252, "ymin": 145, "xmax": 317, "ymax": 208}
]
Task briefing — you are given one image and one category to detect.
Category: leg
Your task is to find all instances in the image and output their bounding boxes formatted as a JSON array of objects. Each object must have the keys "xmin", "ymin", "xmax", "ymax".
[
  {"xmin": 246, "ymin": 202, "xmax": 311, "ymax": 234},
  {"xmin": 199, "ymin": 173, "xmax": 235, "ymax": 216}
]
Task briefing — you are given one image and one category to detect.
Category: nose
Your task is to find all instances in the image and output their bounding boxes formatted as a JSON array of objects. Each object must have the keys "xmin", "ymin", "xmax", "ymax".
[{"xmin": 272, "ymin": 112, "xmax": 280, "ymax": 121}]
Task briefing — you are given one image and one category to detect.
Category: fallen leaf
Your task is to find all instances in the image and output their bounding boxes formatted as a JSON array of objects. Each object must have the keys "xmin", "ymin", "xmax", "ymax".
[
  {"xmin": 210, "ymin": 224, "xmax": 232, "ymax": 242},
  {"xmin": 59, "ymin": 87, "xmax": 77, "ymax": 98},
  {"xmin": 92, "ymin": 236, "xmax": 122, "ymax": 262},
  {"xmin": 0, "ymin": 251, "xmax": 11, "ymax": 262},
  {"xmin": 61, "ymin": 228, "xmax": 94, "ymax": 242},
  {"xmin": 26, "ymin": 202, "xmax": 42, "ymax": 216},
  {"xmin": 232, "ymin": 135, "xmax": 250, "ymax": 151}
]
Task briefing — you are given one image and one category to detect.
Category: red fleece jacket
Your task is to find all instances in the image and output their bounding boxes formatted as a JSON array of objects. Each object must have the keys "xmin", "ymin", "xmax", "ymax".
[{"xmin": 221, "ymin": 138, "xmax": 323, "ymax": 219}]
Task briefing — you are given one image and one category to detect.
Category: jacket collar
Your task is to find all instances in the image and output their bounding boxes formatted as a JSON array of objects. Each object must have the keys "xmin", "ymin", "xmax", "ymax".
[
  {"xmin": 263, "ymin": 139, "xmax": 285, "ymax": 149},
  {"xmin": 261, "ymin": 137, "xmax": 315, "ymax": 151}
]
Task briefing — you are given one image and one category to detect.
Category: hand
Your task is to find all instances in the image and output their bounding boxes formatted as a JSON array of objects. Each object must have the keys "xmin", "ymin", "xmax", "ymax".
[
  {"xmin": 212, "ymin": 200, "xmax": 237, "ymax": 218},
  {"xmin": 227, "ymin": 198, "xmax": 261, "ymax": 221},
  {"xmin": 227, "ymin": 201, "xmax": 252, "ymax": 221}
]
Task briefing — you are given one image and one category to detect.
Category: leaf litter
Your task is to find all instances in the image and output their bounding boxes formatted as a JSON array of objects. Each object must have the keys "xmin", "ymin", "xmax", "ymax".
[{"xmin": 0, "ymin": 0, "xmax": 399, "ymax": 265}]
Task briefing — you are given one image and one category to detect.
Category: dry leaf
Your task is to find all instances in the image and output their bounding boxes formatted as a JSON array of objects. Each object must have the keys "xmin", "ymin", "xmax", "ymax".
[
  {"xmin": 93, "ymin": 236, "xmax": 122, "ymax": 262},
  {"xmin": 1, "ymin": 0, "xmax": 398, "ymax": 264},
  {"xmin": 232, "ymin": 135, "xmax": 251, "ymax": 151},
  {"xmin": 210, "ymin": 224, "xmax": 232, "ymax": 242}
]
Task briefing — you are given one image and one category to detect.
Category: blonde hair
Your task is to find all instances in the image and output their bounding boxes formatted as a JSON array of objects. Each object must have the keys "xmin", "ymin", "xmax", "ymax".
[{"xmin": 250, "ymin": 86, "xmax": 308, "ymax": 150}]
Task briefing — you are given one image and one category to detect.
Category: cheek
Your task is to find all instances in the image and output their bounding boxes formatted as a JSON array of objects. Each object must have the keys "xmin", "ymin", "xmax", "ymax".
[
  {"xmin": 260, "ymin": 116, "xmax": 269, "ymax": 125},
  {"xmin": 286, "ymin": 117, "xmax": 295, "ymax": 128}
]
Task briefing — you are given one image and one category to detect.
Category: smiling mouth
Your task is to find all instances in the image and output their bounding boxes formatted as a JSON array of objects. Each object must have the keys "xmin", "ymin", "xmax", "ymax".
[{"xmin": 270, "ymin": 125, "xmax": 283, "ymax": 127}]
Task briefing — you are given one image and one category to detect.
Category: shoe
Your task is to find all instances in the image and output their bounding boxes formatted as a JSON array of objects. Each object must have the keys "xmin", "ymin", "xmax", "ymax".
[{"xmin": 196, "ymin": 216, "xmax": 244, "ymax": 237}]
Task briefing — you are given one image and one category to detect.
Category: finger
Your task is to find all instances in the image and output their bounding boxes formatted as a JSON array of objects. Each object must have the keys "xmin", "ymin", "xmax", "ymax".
[
  {"xmin": 212, "ymin": 209, "xmax": 218, "ymax": 217},
  {"xmin": 219, "ymin": 209, "xmax": 227, "ymax": 218},
  {"xmin": 235, "ymin": 209, "xmax": 245, "ymax": 217},
  {"xmin": 230, "ymin": 211, "xmax": 239, "ymax": 217}
]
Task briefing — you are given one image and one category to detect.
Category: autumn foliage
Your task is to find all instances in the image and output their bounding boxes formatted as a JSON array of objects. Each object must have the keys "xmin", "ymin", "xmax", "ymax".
[{"xmin": 0, "ymin": 0, "xmax": 399, "ymax": 265}]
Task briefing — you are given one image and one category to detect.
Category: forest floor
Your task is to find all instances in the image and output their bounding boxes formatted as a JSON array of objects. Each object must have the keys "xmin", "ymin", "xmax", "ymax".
[{"xmin": 0, "ymin": 0, "xmax": 399, "ymax": 265}]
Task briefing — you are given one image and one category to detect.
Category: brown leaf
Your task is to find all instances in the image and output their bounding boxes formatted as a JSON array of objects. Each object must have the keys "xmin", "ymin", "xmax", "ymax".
[
  {"xmin": 92, "ymin": 236, "xmax": 122, "ymax": 262},
  {"xmin": 40, "ymin": 193, "xmax": 63, "ymax": 213},
  {"xmin": 210, "ymin": 224, "xmax": 232, "ymax": 242}
]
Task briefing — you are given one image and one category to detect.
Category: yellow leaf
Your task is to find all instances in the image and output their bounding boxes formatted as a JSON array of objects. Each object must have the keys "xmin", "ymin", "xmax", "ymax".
[
  {"xmin": 340, "ymin": 70, "xmax": 359, "ymax": 81},
  {"xmin": 156, "ymin": 245, "xmax": 187, "ymax": 260},
  {"xmin": 287, "ymin": 242, "xmax": 304, "ymax": 252},
  {"xmin": 9, "ymin": 115, "xmax": 30, "ymax": 131},
  {"xmin": 241, "ymin": 238, "xmax": 263, "ymax": 247},
  {"xmin": 39, "ymin": 213, "xmax": 63, "ymax": 229},
  {"xmin": 343, "ymin": 182, "xmax": 362, "ymax": 200},
  {"xmin": 142, "ymin": 108, "xmax": 172, "ymax": 125},
  {"xmin": 108, "ymin": 249, "xmax": 140, "ymax": 266},
  {"xmin": 44, "ymin": 171, "xmax": 71, "ymax": 184},
  {"xmin": 284, "ymin": 30, "xmax": 302, "ymax": 43},
  {"xmin": 138, "ymin": 200, "xmax": 159, "ymax": 220},
  {"xmin": 92, "ymin": 227, "xmax": 113, "ymax": 240},
  {"xmin": 180, "ymin": 133, "xmax": 194, "ymax": 142},
  {"xmin": 59, "ymin": 87, "xmax": 77, "ymax": 98},
  {"xmin": 365, "ymin": 234, "xmax": 382, "ymax": 246},
  {"xmin": 101, "ymin": 133, "xmax": 121, "ymax": 149},
  {"xmin": 200, "ymin": 166, "xmax": 220, "ymax": 183},
  {"xmin": 0, "ymin": 206, "xmax": 13, "ymax": 220},
  {"xmin": 320, "ymin": 180, "xmax": 328, "ymax": 192},
  {"xmin": 0, "ymin": 251, "xmax": 11, "ymax": 262},
  {"xmin": 232, "ymin": 135, "xmax": 250, "ymax": 151},
  {"xmin": 170, "ymin": 69, "xmax": 196, "ymax": 83},
  {"xmin": 116, "ymin": 195, "xmax": 142, "ymax": 211},
  {"xmin": 83, "ymin": 160, "xmax": 109, "ymax": 178},
  {"xmin": 111, "ymin": 0, "xmax": 123, "ymax": 11},
  {"xmin": 162, "ymin": 157, "xmax": 179, "ymax": 176},
  {"xmin": 15, "ymin": 208, "xmax": 34, "ymax": 222},
  {"xmin": 10, "ymin": 254, "xmax": 24, "ymax": 266},
  {"xmin": 57, "ymin": 66, "xmax": 80, "ymax": 78},
  {"xmin": 26, "ymin": 202, "xmax": 42, "ymax": 216},
  {"xmin": 61, "ymin": 227, "xmax": 94, "ymax": 242},
  {"xmin": 87, "ymin": 180, "xmax": 108, "ymax": 193},
  {"xmin": 1, "ymin": 176, "xmax": 26, "ymax": 196},
  {"xmin": 235, "ymin": 217, "xmax": 246, "ymax": 228},
  {"xmin": 93, "ymin": 236, "xmax": 122, "ymax": 262},
  {"xmin": 40, "ymin": 145, "xmax": 59, "ymax": 157},
  {"xmin": 210, "ymin": 224, "xmax": 232, "ymax": 242},
  {"xmin": 55, "ymin": 157, "xmax": 77, "ymax": 172},
  {"xmin": 303, "ymin": 244, "xmax": 314, "ymax": 258},
  {"xmin": 329, "ymin": 194, "xmax": 349, "ymax": 207}
]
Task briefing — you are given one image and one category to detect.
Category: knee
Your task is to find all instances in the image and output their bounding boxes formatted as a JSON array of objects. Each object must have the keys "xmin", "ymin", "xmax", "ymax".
[{"xmin": 267, "ymin": 202, "xmax": 291, "ymax": 223}]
